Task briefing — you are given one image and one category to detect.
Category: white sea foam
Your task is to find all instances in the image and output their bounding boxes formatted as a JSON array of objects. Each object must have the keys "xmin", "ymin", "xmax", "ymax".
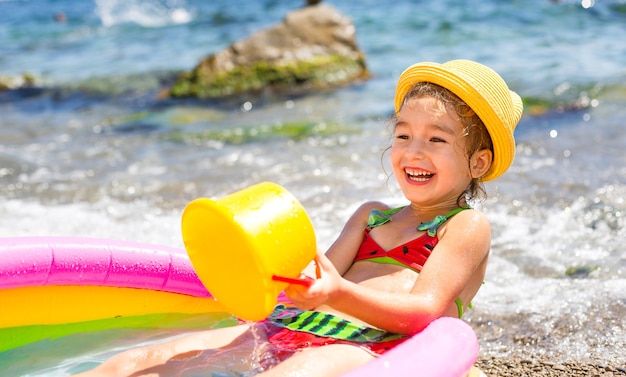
[{"xmin": 95, "ymin": 0, "xmax": 194, "ymax": 28}]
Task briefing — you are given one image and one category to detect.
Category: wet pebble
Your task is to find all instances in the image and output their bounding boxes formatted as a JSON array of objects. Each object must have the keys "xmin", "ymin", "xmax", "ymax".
[{"xmin": 476, "ymin": 356, "xmax": 626, "ymax": 377}]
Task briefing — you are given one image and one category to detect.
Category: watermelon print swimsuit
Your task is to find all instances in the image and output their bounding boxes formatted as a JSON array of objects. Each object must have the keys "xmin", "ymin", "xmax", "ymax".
[{"xmin": 263, "ymin": 206, "xmax": 469, "ymax": 357}]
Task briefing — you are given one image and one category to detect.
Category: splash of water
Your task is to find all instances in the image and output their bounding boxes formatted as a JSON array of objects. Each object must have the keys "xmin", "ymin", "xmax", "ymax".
[{"xmin": 95, "ymin": 0, "xmax": 193, "ymax": 28}]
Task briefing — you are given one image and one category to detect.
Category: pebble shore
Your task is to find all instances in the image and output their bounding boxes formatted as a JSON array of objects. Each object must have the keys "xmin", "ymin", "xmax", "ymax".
[{"xmin": 476, "ymin": 356, "xmax": 626, "ymax": 377}]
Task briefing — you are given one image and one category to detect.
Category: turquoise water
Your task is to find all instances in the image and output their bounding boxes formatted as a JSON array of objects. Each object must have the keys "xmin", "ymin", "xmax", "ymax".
[{"xmin": 1, "ymin": 0, "xmax": 625, "ymax": 374}]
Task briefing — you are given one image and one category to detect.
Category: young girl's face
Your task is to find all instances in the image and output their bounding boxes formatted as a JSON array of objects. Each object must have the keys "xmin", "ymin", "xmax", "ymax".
[{"xmin": 390, "ymin": 96, "xmax": 474, "ymax": 207}]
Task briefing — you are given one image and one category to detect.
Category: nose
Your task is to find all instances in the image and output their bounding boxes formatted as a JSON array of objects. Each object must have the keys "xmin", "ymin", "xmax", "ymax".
[{"xmin": 405, "ymin": 138, "xmax": 427, "ymax": 159}]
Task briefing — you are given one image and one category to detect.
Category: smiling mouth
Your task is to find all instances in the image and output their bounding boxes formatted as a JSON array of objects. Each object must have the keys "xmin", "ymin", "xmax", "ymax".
[{"xmin": 406, "ymin": 168, "xmax": 434, "ymax": 182}]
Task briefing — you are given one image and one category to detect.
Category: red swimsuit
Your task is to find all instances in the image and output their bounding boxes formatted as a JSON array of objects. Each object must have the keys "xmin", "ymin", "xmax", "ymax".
[
  {"xmin": 353, "ymin": 206, "xmax": 468, "ymax": 272},
  {"xmin": 353, "ymin": 229, "xmax": 437, "ymax": 272}
]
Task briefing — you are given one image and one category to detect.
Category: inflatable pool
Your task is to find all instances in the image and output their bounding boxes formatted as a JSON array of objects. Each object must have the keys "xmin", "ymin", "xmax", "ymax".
[
  {"xmin": 0, "ymin": 236, "xmax": 226, "ymax": 352},
  {"xmin": 0, "ymin": 236, "xmax": 479, "ymax": 376}
]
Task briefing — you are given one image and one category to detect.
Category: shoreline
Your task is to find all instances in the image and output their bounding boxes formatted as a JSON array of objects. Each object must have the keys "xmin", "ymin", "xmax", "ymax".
[{"xmin": 476, "ymin": 355, "xmax": 626, "ymax": 376}]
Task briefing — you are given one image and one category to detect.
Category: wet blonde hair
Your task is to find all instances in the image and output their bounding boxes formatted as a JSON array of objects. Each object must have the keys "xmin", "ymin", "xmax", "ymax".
[{"xmin": 390, "ymin": 82, "xmax": 493, "ymax": 204}]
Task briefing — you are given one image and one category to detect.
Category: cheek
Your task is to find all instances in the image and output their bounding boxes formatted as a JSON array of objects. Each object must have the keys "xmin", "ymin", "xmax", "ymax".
[
  {"xmin": 451, "ymin": 145, "xmax": 471, "ymax": 171},
  {"xmin": 389, "ymin": 145, "xmax": 403, "ymax": 168}
]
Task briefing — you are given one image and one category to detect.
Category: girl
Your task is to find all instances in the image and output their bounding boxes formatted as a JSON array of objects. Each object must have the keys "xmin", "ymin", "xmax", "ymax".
[{"xmin": 75, "ymin": 59, "xmax": 522, "ymax": 377}]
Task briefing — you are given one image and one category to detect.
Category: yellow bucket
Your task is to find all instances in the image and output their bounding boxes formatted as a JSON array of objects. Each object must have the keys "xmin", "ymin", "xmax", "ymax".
[{"xmin": 181, "ymin": 182, "xmax": 317, "ymax": 321}]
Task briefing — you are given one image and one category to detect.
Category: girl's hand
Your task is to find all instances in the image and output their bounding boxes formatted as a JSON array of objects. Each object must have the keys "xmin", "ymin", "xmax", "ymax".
[{"xmin": 284, "ymin": 252, "xmax": 343, "ymax": 310}]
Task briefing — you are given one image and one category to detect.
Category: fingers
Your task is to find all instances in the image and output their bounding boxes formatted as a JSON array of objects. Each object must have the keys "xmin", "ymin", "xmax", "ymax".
[
  {"xmin": 284, "ymin": 252, "xmax": 340, "ymax": 310},
  {"xmin": 315, "ymin": 258, "xmax": 322, "ymax": 279}
]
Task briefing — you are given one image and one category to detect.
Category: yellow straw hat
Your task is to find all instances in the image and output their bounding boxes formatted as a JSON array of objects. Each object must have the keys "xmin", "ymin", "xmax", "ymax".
[{"xmin": 394, "ymin": 59, "xmax": 523, "ymax": 181}]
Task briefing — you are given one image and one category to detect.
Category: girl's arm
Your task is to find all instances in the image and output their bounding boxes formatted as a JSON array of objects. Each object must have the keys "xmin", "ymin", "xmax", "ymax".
[{"xmin": 288, "ymin": 209, "xmax": 491, "ymax": 334}]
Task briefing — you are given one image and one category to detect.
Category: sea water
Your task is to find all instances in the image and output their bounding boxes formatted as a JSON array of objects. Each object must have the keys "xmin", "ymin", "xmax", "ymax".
[{"xmin": 0, "ymin": 0, "xmax": 625, "ymax": 375}]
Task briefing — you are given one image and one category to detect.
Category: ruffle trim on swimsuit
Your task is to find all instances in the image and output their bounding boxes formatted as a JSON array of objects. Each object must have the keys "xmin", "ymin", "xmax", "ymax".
[
  {"xmin": 267, "ymin": 305, "xmax": 407, "ymax": 343},
  {"xmin": 417, "ymin": 207, "xmax": 470, "ymax": 236},
  {"xmin": 367, "ymin": 206, "xmax": 470, "ymax": 236},
  {"xmin": 367, "ymin": 207, "xmax": 404, "ymax": 228}
]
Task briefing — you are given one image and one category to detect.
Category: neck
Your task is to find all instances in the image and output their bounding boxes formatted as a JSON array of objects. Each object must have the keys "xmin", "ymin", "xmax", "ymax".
[{"xmin": 407, "ymin": 198, "xmax": 466, "ymax": 219}]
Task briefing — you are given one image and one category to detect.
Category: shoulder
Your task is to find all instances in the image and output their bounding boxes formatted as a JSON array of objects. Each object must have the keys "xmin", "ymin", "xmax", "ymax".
[
  {"xmin": 355, "ymin": 201, "xmax": 391, "ymax": 216},
  {"xmin": 341, "ymin": 201, "xmax": 391, "ymax": 230},
  {"xmin": 439, "ymin": 208, "xmax": 491, "ymax": 239},
  {"xmin": 453, "ymin": 208, "xmax": 489, "ymax": 225},
  {"xmin": 432, "ymin": 208, "xmax": 491, "ymax": 267},
  {"xmin": 351, "ymin": 201, "xmax": 391, "ymax": 221},
  {"xmin": 325, "ymin": 201, "xmax": 394, "ymax": 271}
]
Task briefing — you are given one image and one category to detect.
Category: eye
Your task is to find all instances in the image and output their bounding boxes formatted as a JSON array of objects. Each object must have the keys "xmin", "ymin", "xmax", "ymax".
[
  {"xmin": 430, "ymin": 137, "xmax": 447, "ymax": 143},
  {"xmin": 393, "ymin": 127, "xmax": 410, "ymax": 140}
]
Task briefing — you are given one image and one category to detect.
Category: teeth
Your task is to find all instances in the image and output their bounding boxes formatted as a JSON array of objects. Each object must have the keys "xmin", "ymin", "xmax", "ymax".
[{"xmin": 406, "ymin": 168, "xmax": 433, "ymax": 181}]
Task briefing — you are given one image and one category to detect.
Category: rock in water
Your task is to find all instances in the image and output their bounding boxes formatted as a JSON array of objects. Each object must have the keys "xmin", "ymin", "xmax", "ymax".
[{"xmin": 169, "ymin": 3, "xmax": 370, "ymax": 99}]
